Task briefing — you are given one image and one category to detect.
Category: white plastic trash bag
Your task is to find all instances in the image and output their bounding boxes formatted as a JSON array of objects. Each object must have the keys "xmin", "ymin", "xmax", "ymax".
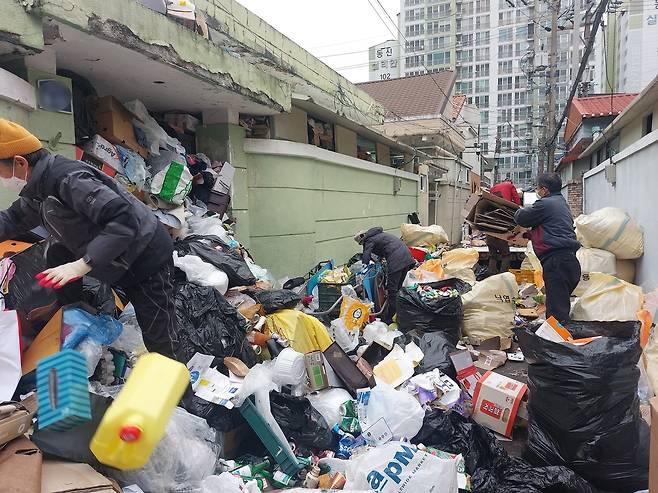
[
  {"xmin": 307, "ymin": 388, "xmax": 353, "ymax": 428},
  {"xmin": 173, "ymin": 252, "xmax": 229, "ymax": 294},
  {"xmin": 344, "ymin": 442, "xmax": 459, "ymax": 493},
  {"xmin": 328, "ymin": 318, "xmax": 360, "ymax": 353},
  {"xmin": 575, "ymin": 207, "xmax": 644, "ymax": 259},
  {"xmin": 571, "ymin": 272, "xmax": 643, "ymax": 322},
  {"xmin": 462, "ymin": 272, "xmax": 518, "ymax": 342},
  {"xmin": 442, "ymin": 248, "xmax": 479, "ymax": 285},
  {"xmin": 356, "ymin": 383, "xmax": 424, "ymax": 441},
  {"xmin": 150, "ymin": 160, "xmax": 193, "ymax": 205},
  {"xmin": 400, "ymin": 223, "xmax": 448, "ymax": 247},
  {"xmin": 576, "ymin": 247, "xmax": 617, "ymax": 275}
]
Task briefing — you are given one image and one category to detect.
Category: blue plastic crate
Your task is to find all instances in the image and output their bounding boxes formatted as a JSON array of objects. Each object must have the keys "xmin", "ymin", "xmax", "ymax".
[
  {"xmin": 36, "ymin": 350, "xmax": 91, "ymax": 431},
  {"xmin": 239, "ymin": 396, "xmax": 303, "ymax": 476}
]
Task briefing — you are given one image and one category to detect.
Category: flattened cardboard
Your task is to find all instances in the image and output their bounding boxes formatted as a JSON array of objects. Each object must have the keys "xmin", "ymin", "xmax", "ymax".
[
  {"xmin": 41, "ymin": 460, "xmax": 120, "ymax": 493},
  {"xmin": 0, "ymin": 436, "xmax": 42, "ymax": 493}
]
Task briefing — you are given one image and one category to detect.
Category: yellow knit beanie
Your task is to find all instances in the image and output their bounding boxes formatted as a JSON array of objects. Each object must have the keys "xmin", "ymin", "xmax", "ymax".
[{"xmin": 0, "ymin": 119, "xmax": 43, "ymax": 160}]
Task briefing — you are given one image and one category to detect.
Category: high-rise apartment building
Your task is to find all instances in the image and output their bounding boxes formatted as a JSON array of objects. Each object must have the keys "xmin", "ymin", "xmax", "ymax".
[{"xmin": 392, "ymin": 0, "xmax": 600, "ymax": 186}]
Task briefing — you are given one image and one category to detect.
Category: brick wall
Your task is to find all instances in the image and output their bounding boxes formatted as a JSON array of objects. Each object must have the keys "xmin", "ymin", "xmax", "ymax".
[{"xmin": 566, "ymin": 181, "xmax": 583, "ymax": 217}]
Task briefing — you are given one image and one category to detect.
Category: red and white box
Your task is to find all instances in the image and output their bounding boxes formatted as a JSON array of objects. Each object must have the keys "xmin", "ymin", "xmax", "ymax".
[
  {"xmin": 472, "ymin": 370, "xmax": 527, "ymax": 438},
  {"xmin": 450, "ymin": 349, "xmax": 481, "ymax": 397}
]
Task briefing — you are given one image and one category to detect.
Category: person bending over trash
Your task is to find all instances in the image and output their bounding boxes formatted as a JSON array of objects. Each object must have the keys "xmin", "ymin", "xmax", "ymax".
[
  {"xmin": 514, "ymin": 173, "xmax": 580, "ymax": 322},
  {"xmin": 354, "ymin": 227, "xmax": 416, "ymax": 324},
  {"xmin": 0, "ymin": 119, "xmax": 176, "ymax": 357}
]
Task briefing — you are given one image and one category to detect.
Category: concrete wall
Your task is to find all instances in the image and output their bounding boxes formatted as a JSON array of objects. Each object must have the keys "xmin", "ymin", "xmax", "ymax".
[
  {"xmin": 435, "ymin": 182, "xmax": 471, "ymax": 244},
  {"xmin": 376, "ymin": 142, "xmax": 391, "ymax": 166},
  {"xmin": 583, "ymin": 130, "xmax": 658, "ymax": 290},
  {"xmin": 244, "ymin": 139, "xmax": 419, "ymax": 278},
  {"xmin": 272, "ymin": 106, "xmax": 307, "ymax": 143},
  {"xmin": 335, "ymin": 125, "xmax": 357, "ymax": 157}
]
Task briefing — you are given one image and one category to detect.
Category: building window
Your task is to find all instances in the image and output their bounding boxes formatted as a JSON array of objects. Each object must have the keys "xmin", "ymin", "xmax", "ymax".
[
  {"xmin": 431, "ymin": 51, "xmax": 451, "ymax": 65},
  {"xmin": 498, "ymin": 44, "xmax": 513, "ymax": 59},
  {"xmin": 439, "ymin": 3, "xmax": 451, "ymax": 16},
  {"xmin": 643, "ymin": 113, "xmax": 653, "ymax": 136},
  {"xmin": 499, "ymin": 10, "xmax": 513, "ymax": 26},
  {"xmin": 499, "ymin": 27, "xmax": 513, "ymax": 42},
  {"xmin": 475, "ymin": 0, "xmax": 490, "ymax": 13},
  {"xmin": 481, "ymin": 110, "xmax": 489, "ymax": 124},
  {"xmin": 405, "ymin": 55, "xmax": 425, "ymax": 67},
  {"xmin": 457, "ymin": 17, "xmax": 474, "ymax": 31},
  {"xmin": 458, "ymin": 65, "xmax": 474, "ymax": 78},
  {"xmin": 514, "ymin": 75, "xmax": 527, "ymax": 89},
  {"xmin": 307, "ymin": 116, "xmax": 335, "ymax": 151},
  {"xmin": 406, "ymin": 39, "xmax": 425, "ymax": 53},
  {"xmin": 457, "ymin": 81, "xmax": 474, "ymax": 94},
  {"xmin": 516, "ymin": 25, "xmax": 529, "ymax": 39},
  {"xmin": 475, "ymin": 63, "xmax": 490, "ymax": 78},
  {"xmin": 431, "ymin": 36, "xmax": 450, "ymax": 49},
  {"xmin": 405, "ymin": 24, "xmax": 424, "ymax": 37},
  {"xmin": 405, "ymin": 8, "xmax": 424, "ymax": 21},
  {"xmin": 514, "ymin": 91, "xmax": 529, "ymax": 105},
  {"xmin": 498, "ymin": 60, "xmax": 513, "ymax": 74},
  {"xmin": 474, "ymin": 95, "xmax": 489, "ymax": 108},
  {"xmin": 357, "ymin": 135, "xmax": 377, "ymax": 162},
  {"xmin": 498, "ymin": 93, "xmax": 513, "ymax": 107},
  {"xmin": 404, "ymin": 0, "xmax": 421, "ymax": 5},
  {"xmin": 475, "ymin": 32, "xmax": 490, "ymax": 46},
  {"xmin": 499, "ymin": 108, "xmax": 512, "ymax": 122},
  {"xmin": 475, "ymin": 47, "xmax": 490, "ymax": 62},
  {"xmin": 497, "ymin": 76, "xmax": 513, "ymax": 90},
  {"xmin": 457, "ymin": 49, "xmax": 474, "ymax": 62},
  {"xmin": 476, "ymin": 14, "xmax": 490, "ymax": 29},
  {"xmin": 514, "ymin": 106, "xmax": 531, "ymax": 121},
  {"xmin": 475, "ymin": 79, "xmax": 489, "ymax": 93},
  {"xmin": 459, "ymin": 33, "xmax": 473, "ymax": 47}
]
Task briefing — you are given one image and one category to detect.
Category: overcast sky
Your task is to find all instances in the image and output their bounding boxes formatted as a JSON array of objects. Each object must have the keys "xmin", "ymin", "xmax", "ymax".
[{"xmin": 235, "ymin": 0, "xmax": 400, "ymax": 83}]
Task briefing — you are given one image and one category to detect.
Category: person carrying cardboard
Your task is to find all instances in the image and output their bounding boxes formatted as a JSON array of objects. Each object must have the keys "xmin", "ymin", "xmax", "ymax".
[
  {"xmin": 514, "ymin": 173, "xmax": 580, "ymax": 321},
  {"xmin": 485, "ymin": 177, "xmax": 520, "ymax": 276},
  {"xmin": 354, "ymin": 227, "xmax": 416, "ymax": 324},
  {"xmin": 0, "ymin": 119, "xmax": 176, "ymax": 357}
]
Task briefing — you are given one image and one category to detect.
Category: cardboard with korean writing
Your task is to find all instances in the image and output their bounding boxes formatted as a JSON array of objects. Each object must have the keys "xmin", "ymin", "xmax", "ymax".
[{"xmin": 472, "ymin": 370, "xmax": 527, "ymax": 438}]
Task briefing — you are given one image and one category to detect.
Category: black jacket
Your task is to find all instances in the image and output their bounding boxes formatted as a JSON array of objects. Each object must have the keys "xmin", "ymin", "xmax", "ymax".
[
  {"xmin": 362, "ymin": 227, "xmax": 415, "ymax": 273},
  {"xmin": 0, "ymin": 153, "xmax": 165, "ymax": 284},
  {"xmin": 514, "ymin": 192, "xmax": 580, "ymax": 261}
]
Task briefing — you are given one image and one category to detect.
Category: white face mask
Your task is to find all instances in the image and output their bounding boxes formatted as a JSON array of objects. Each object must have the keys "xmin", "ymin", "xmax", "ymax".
[{"xmin": 0, "ymin": 163, "xmax": 27, "ymax": 193}]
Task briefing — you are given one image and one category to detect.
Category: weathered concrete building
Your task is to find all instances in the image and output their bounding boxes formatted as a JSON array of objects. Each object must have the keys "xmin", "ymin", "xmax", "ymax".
[{"xmin": 1, "ymin": 0, "xmax": 427, "ymax": 277}]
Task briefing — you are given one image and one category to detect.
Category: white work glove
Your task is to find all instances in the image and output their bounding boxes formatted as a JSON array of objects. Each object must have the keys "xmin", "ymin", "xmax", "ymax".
[{"xmin": 37, "ymin": 258, "xmax": 92, "ymax": 289}]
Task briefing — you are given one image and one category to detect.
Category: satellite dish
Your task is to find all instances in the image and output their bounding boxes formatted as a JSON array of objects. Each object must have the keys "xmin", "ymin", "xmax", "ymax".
[{"xmin": 37, "ymin": 79, "xmax": 73, "ymax": 114}]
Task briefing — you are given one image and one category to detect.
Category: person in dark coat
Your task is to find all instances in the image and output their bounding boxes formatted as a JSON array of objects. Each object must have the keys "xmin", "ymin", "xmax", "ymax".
[
  {"xmin": 354, "ymin": 226, "xmax": 416, "ymax": 324},
  {"xmin": 515, "ymin": 173, "xmax": 581, "ymax": 322},
  {"xmin": 0, "ymin": 119, "xmax": 176, "ymax": 357}
]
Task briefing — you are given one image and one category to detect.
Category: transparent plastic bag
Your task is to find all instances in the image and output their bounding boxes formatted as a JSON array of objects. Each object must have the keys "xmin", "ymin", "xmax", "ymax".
[
  {"xmin": 202, "ymin": 473, "xmax": 260, "ymax": 493},
  {"xmin": 356, "ymin": 382, "xmax": 424, "ymax": 440},
  {"xmin": 110, "ymin": 304, "xmax": 147, "ymax": 364},
  {"xmin": 173, "ymin": 252, "xmax": 229, "ymax": 295},
  {"xmin": 328, "ymin": 318, "xmax": 360, "ymax": 353},
  {"xmin": 307, "ymin": 388, "xmax": 353, "ymax": 428},
  {"xmin": 108, "ymin": 407, "xmax": 219, "ymax": 492},
  {"xmin": 124, "ymin": 100, "xmax": 184, "ymax": 156},
  {"xmin": 61, "ymin": 308, "xmax": 123, "ymax": 350}
]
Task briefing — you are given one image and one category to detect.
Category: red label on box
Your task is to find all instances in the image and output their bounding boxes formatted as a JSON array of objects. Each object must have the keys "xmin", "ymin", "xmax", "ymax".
[{"xmin": 480, "ymin": 399, "xmax": 503, "ymax": 420}]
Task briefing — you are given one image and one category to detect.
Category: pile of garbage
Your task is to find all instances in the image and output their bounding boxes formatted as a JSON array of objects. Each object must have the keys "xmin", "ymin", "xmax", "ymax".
[{"xmin": 0, "ymin": 208, "xmax": 655, "ymax": 493}]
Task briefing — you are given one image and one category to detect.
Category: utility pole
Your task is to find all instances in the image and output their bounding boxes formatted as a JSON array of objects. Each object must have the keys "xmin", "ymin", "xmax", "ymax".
[{"xmin": 545, "ymin": 0, "xmax": 561, "ymax": 170}]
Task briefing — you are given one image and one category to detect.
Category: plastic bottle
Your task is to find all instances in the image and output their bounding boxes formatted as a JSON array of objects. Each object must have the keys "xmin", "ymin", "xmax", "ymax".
[
  {"xmin": 303, "ymin": 465, "xmax": 321, "ymax": 488},
  {"xmin": 90, "ymin": 353, "xmax": 190, "ymax": 470}
]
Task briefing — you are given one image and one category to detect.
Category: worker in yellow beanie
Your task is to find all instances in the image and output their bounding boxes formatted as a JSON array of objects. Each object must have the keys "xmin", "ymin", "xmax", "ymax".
[{"xmin": 0, "ymin": 119, "xmax": 177, "ymax": 358}]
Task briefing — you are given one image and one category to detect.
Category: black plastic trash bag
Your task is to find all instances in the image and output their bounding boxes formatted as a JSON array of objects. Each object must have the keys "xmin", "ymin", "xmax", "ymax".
[
  {"xmin": 412, "ymin": 410, "xmax": 597, "ymax": 493},
  {"xmin": 516, "ymin": 321, "xmax": 649, "ymax": 493},
  {"xmin": 269, "ymin": 391, "xmax": 336, "ymax": 451},
  {"xmin": 396, "ymin": 278, "xmax": 471, "ymax": 343},
  {"xmin": 175, "ymin": 237, "xmax": 256, "ymax": 288},
  {"xmin": 82, "ymin": 277, "xmax": 116, "ymax": 316},
  {"xmin": 6, "ymin": 243, "xmax": 56, "ymax": 315},
  {"xmin": 245, "ymin": 289, "xmax": 301, "ymax": 314},
  {"xmin": 405, "ymin": 330, "xmax": 457, "ymax": 379},
  {"xmin": 173, "ymin": 281, "xmax": 256, "ymax": 366}
]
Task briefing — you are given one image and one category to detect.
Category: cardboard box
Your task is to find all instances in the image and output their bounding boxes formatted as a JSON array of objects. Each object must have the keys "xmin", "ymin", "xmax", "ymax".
[
  {"xmin": 305, "ymin": 351, "xmax": 328, "ymax": 391},
  {"xmin": 463, "ymin": 190, "xmax": 528, "ymax": 246},
  {"xmin": 83, "ymin": 134, "xmax": 122, "ymax": 172},
  {"xmin": 22, "ymin": 304, "xmax": 96, "ymax": 375},
  {"xmin": 41, "ymin": 460, "xmax": 121, "ymax": 493},
  {"xmin": 649, "ymin": 397, "xmax": 658, "ymax": 492},
  {"xmin": 0, "ymin": 436, "xmax": 42, "ymax": 493},
  {"xmin": 450, "ymin": 349, "xmax": 481, "ymax": 396},
  {"xmin": 91, "ymin": 96, "xmax": 148, "ymax": 159},
  {"xmin": 472, "ymin": 370, "xmax": 527, "ymax": 438},
  {"xmin": 78, "ymin": 151, "xmax": 118, "ymax": 178},
  {"xmin": 0, "ymin": 394, "xmax": 37, "ymax": 445}
]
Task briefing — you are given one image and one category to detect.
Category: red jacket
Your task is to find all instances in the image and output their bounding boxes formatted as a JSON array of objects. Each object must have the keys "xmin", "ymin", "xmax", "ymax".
[{"xmin": 490, "ymin": 181, "xmax": 521, "ymax": 205}]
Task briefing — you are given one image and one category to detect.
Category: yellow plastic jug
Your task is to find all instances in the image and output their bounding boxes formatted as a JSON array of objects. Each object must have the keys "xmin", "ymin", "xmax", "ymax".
[{"xmin": 90, "ymin": 353, "xmax": 189, "ymax": 470}]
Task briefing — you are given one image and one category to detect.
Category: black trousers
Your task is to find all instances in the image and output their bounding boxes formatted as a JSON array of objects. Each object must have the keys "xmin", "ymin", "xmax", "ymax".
[
  {"xmin": 384, "ymin": 263, "xmax": 415, "ymax": 324},
  {"xmin": 46, "ymin": 243, "xmax": 176, "ymax": 358},
  {"xmin": 541, "ymin": 251, "xmax": 581, "ymax": 323},
  {"xmin": 486, "ymin": 235, "xmax": 511, "ymax": 275}
]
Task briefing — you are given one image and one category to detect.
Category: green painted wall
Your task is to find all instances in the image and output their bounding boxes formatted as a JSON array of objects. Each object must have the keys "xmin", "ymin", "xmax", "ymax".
[
  {"xmin": 245, "ymin": 149, "xmax": 418, "ymax": 278},
  {"xmin": 0, "ymin": 2, "xmax": 44, "ymax": 52}
]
